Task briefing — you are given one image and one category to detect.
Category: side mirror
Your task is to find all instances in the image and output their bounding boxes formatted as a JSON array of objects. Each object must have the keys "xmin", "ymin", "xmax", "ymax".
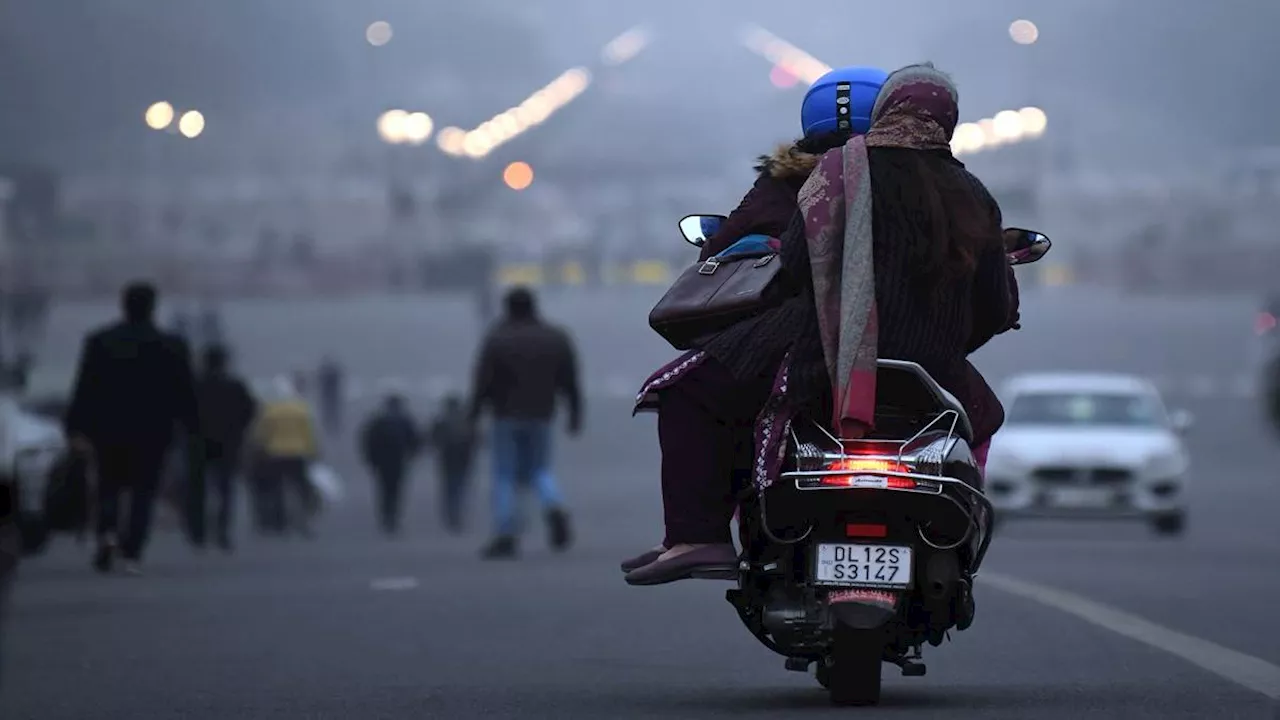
[
  {"xmin": 1004, "ymin": 228, "xmax": 1052, "ymax": 266},
  {"xmin": 1170, "ymin": 409, "xmax": 1194, "ymax": 433},
  {"xmin": 678, "ymin": 214, "xmax": 728, "ymax": 248}
]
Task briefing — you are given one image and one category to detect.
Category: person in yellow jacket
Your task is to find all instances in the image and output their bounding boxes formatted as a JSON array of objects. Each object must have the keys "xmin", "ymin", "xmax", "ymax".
[{"xmin": 251, "ymin": 375, "xmax": 321, "ymax": 536}]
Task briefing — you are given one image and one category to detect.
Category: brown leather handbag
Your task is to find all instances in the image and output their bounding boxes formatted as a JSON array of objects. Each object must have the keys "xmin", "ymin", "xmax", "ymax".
[{"xmin": 648, "ymin": 251, "xmax": 783, "ymax": 350}]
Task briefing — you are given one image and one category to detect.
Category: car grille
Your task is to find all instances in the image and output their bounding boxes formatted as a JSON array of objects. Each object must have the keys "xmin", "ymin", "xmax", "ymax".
[{"xmin": 1031, "ymin": 466, "xmax": 1134, "ymax": 485}]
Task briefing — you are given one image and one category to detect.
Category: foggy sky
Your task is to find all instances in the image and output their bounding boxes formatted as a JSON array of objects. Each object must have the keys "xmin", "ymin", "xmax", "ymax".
[{"xmin": 3, "ymin": 0, "xmax": 1278, "ymax": 174}]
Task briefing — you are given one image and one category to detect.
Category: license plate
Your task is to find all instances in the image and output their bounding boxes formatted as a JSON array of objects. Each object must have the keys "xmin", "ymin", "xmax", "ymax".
[
  {"xmin": 814, "ymin": 544, "xmax": 913, "ymax": 588},
  {"xmin": 1048, "ymin": 487, "xmax": 1113, "ymax": 508}
]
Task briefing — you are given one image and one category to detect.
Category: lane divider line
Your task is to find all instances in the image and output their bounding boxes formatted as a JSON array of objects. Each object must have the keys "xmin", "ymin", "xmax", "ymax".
[
  {"xmin": 983, "ymin": 571, "xmax": 1280, "ymax": 701},
  {"xmin": 370, "ymin": 577, "xmax": 419, "ymax": 592}
]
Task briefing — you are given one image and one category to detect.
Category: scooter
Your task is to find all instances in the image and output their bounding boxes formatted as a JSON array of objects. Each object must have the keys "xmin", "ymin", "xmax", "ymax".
[{"xmin": 676, "ymin": 215, "xmax": 1051, "ymax": 705}]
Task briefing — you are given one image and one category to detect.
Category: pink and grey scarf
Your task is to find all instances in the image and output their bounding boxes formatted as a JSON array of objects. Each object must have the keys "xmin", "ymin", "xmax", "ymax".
[{"xmin": 799, "ymin": 63, "xmax": 960, "ymax": 438}]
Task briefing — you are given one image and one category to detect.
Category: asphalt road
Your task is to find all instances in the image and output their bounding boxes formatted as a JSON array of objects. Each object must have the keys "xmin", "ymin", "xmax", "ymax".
[{"xmin": 4, "ymin": 289, "xmax": 1280, "ymax": 719}]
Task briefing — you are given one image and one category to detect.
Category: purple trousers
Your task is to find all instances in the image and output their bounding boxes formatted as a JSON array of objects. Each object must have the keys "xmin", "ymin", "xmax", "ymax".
[{"xmin": 657, "ymin": 359, "xmax": 774, "ymax": 546}]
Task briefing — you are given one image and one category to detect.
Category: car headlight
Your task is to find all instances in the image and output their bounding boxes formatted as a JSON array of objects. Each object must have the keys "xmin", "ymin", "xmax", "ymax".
[{"xmin": 1146, "ymin": 452, "xmax": 1188, "ymax": 478}]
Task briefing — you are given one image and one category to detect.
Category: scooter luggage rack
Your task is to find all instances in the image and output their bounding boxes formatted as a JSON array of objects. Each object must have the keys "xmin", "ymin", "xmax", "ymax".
[{"xmin": 783, "ymin": 410, "xmax": 997, "ymax": 574}]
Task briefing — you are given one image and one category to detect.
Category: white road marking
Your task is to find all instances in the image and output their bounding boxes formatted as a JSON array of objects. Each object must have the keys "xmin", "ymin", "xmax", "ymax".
[
  {"xmin": 984, "ymin": 572, "xmax": 1280, "ymax": 700},
  {"xmin": 370, "ymin": 577, "xmax": 420, "ymax": 592}
]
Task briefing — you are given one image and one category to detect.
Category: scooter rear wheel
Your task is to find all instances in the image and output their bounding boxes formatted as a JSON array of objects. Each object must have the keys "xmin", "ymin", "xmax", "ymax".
[{"xmin": 826, "ymin": 623, "xmax": 884, "ymax": 706}]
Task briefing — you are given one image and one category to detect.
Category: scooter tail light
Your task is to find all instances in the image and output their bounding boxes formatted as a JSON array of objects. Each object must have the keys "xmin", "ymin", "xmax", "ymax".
[
  {"xmin": 845, "ymin": 523, "xmax": 888, "ymax": 538},
  {"xmin": 826, "ymin": 458, "xmax": 909, "ymax": 474},
  {"xmin": 816, "ymin": 474, "xmax": 917, "ymax": 489}
]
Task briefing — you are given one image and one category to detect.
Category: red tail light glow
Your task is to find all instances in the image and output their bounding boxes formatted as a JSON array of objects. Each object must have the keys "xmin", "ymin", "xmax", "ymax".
[
  {"xmin": 818, "ymin": 474, "xmax": 919, "ymax": 489},
  {"xmin": 827, "ymin": 458, "xmax": 909, "ymax": 474},
  {"xmin": 1256, "ymin": 311, "xmax": 1277, "ymax": 335},
  {"xmin": 845, "ymin": 523, "xmax": 888, "ymax": 538}
]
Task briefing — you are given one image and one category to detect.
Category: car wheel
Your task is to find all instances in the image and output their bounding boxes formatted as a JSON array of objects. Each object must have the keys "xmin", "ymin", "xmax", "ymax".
[{"xmin": 1151, "ymin": 511, "xmax": 1186, "ymax": 537}]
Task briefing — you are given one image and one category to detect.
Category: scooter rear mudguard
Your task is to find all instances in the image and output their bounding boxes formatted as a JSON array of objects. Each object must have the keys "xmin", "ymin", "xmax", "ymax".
[{"xmin": 826, "ymin": 587, "xmax": 904, "ymax": 630}]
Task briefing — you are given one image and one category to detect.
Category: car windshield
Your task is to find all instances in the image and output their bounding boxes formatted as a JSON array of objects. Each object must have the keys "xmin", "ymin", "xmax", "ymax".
[{"xmin": 1007, "ymin": 391, "xmax": 1166, "ymax": 427}]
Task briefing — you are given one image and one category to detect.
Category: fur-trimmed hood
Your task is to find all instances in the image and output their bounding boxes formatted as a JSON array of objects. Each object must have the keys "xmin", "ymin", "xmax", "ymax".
[{"xmin": 753, "ymin": 142, "xmax": 822, "ymax": 181}]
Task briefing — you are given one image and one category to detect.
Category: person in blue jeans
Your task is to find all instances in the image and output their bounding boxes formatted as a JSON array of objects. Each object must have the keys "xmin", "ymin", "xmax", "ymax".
[{"xmin": 470, "ymin": 287, "xmax": 580, "ymax": 559}]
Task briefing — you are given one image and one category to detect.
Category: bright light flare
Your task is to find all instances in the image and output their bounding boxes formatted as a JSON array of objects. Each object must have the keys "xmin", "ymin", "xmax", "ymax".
[
  {"xmin": 377, "ymin": 109, "xmax": 408, "ymax": 144},
  {"xmin": 950, "ymin": 107, "xmax": 1048, "ymax": 157},
  {"xmin": 145, "ymin": 101, "xmax": 174, "ymax": 130},
  {"xmin": 503, "ymin": 161, "xmax": 534, "ymax": 191},
  {"xmin": 602, "ymin": 26, "xmax": 650, "ymax": 66},
  {"xmin": 1009, "ymin": 19, "xmax": 1039, "ymax": 45},
  {"xmin": 366, "ymin": 21, "xmax": 393, "ymax": 47},
  {"xmin": 741, "ymin": 25, "xmax": 831, "ymax": 86},
  {"xmin": 992, "ymin": 109, "xmax": 1025, "ymax": 141},
  {"xmin": 1018, "ymin": 106, "xmax": 1048, "ymax": 136},
  {"xmin": 436, "ymin": 126, "xmax": 467, "ymax": 156},
  {"xmin": 459, "ymin": 66, "xmax": 592, "ymax": 159},
  {"xmin": 177, "ymin": 110, "xmax": 205, "ymax": 138},
  {"xmin": 769, "ymin": 64, "xmax": 799, "ymax": 89},
  {"xmin": 402, "ymin": 112, "xmax": 433, "ymax": 145}
]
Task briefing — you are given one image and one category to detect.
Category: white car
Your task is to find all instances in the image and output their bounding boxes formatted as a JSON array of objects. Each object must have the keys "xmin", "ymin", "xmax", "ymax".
[
  {"xmin": 0, "ymin": 394, "xmax": 66, "ymax": 553},
  {"xmin": 984, "ymin": 373, "xmax": 1192, "ymax": 535}
]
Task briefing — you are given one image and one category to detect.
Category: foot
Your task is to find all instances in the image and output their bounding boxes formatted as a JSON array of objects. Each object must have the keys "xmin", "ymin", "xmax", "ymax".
[
  {"xmin": 121, "ymin": 561, "xmax": 143, "ymax": 576},
  {"xmin": 624, "ymin": 543, "xmax": 738, "ymax": 586},
  {"xmin": 92, "ymin": 541, "xmax": 116, "ymax": 574},
  {"xmin": 217, "ymin": 537, "xmax": 234, "ymax": 554},
  {"xmin": 481, "ymin": 535, "xmax": 517, "ymax": 560},
  {"xmin": 620, "ymin": 545, "xmax": 667, "ymax": 573},
  {"xmin": 546, "ymin": 508, "xmax": 572, "ymax": 552}
]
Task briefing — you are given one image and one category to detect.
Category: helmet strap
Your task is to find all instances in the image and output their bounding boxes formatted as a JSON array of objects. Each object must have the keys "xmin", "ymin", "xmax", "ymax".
[{"xmin": 835, "ymin": 81, "xmax": 852, "ymax": 134}]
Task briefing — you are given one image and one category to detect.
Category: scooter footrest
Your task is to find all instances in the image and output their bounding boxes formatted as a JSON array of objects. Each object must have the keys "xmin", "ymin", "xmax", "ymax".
[{"xmin": 690, "ymin": 565, "xmax": 737, "ymax": 580}]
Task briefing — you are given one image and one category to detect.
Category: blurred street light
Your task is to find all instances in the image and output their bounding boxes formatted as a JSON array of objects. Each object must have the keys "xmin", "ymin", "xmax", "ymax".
[
  {"xmin": 993, "ymin": 110, "xmax": 1025, "ymax": 141},
  {"xmin": 177, "ymin": 110, "xmax": 205, "ymax": 139},
  {"xmin": 1018, "ymin": 106, "xmax": 1048, "ymax": 136},
  {"xmin": 1009, "ymin": 19, "xmax": 1039, "ymax": 45},
  {"xmin": 741, "ymin": 25, "xmax": 831, "ymax": 86},
  {"xmin": 436, "ymin": 126, "xmax": 467, "ymax": 156},
  {"xmin": 145, "ymin": 101, "xmax": 175, "ymax": 131},
  {"xmin": 377, "ymin": 109, "xmax": 409, "ymax": 144},
  {"xmin": 402, "ymin": 112, "xmax": 434, "ymax": 145},
  {"xmin": 503, "ymin": 161, "xmax": 534, "ymax": 191},
  {"xmin": 950, "ymin": 106, "xmax": 1048, "ymax": 157},
  {"xmin": 366, "ymin": 21, "xmax": 394, "ymax": 47},
  {"xmin": 602, "ymin": 26, "xmax": 650, "ymax": 66},
  {"xmin": 460, "ymin": 67, "xmax": 592, "ymax": 159},
  {"xmin": 769, "ymin": 64, "xmax": 800, "ymax": 89}
]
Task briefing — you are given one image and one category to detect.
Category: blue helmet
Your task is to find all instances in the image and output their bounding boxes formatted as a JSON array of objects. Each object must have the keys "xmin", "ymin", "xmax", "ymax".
[{"xmin": 801, "ymin": 66, "xmax": 890, "ymax": 138}]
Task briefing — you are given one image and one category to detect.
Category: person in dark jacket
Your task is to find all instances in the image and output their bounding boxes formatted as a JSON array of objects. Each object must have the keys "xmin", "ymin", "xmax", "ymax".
[
  {"xmin": 625, "ymin": 64, "xmax": 1021, "ymax": 585},
  {"xmin": 620, "ymin": 66, "xmax": 888, "ymax": 576},
  {"xmin": 360, "ymin": 392, "xmax": 420, "ymax": 536},
  {"xmin": 65, "ymin": 282, "xmax": 199, "ymax": 574},
  {"xmin": 471, "ymin": 286, "xmax": 580, "ymax": 559},
  {"xmin": 427, "ymin": 395, "xmax": 479, "ymax": 533},
  {"xmin": 192, "ymin": 344, "xmax": 258, "ymax": 552},
  {"xmin": 317, "ymin": 356, "xmax": 344, "ymax": 434}
]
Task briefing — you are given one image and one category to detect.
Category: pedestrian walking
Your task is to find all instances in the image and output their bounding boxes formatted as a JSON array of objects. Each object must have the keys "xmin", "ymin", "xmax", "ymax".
[
  {"xmin": 250, "ymin": 376, "xmax": 321, "ymax": 536},
  {"xmin": 317, "ymin": 356, "xmax": 344, "ymax": 434},
  {"xmin": 427, "ymin": 395, "xmax": 478, "ymax": 533},
  {"xmin": 470, "ymin": 286, "xmax": 580, "ymax": 559},
  {"xmin": 359, "ymin": 392, "xmax": 421, "ymax": 536},
  {"xmin": 64, "ymin": 282, "xmax": 199, "ymax": 574},
  {"xmin": 192, "ymin": 344, "xmax": 257, "ymax": 552}
]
